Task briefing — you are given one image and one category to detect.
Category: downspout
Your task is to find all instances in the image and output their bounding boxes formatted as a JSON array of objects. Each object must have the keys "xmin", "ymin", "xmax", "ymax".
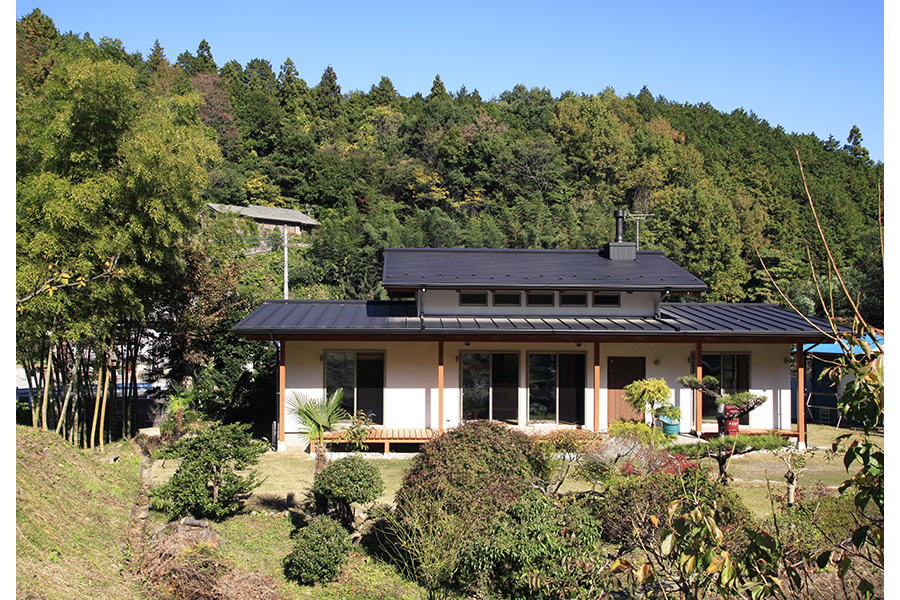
[
  {"xmin": 419, "ymin": 287, "xmax": 426, "ymax": 330},
  {"xmin": 270, "ymin": 333, "xmax": 286, "ymax": 451},
  {"xmin": 655, "ymin": 290, "xmax": 670, "ymax": 319}
]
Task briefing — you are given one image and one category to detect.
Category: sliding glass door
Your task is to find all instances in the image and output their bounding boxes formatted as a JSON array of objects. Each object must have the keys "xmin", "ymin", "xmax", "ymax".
[{"xmin": 461, "ymin": 352, "xmax": 519, "ymax": 424}]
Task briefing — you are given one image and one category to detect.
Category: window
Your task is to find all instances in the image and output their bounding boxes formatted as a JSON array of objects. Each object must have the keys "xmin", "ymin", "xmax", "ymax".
[
  {"xmin": 559, "ymin": 292, "xmax": 587, "ymax": 307},
  {"xmin": 592, "ymin": 293, "xmax": 620, "ymax": 307},
  {"xmin": 461, "ymin": 352, "xmax": 519, "ymax": 424},
  {"xmin": 460, "ymin": 291, "xmax": 488, "ymax": 306},
  {"xmin": 526, "ymin": 292, "xmax": 555, "ymax": 307},
  {"xmin": 493, "ymin": 292, "xmax": 521, "ymax": 307},
  {"xmin": 325, "ymin": 352, "xmax": 385, "ymax": 424},
  {"xmin": 692, "ymin": 353, "xmax": 750, "ymax": 424},
  {"xmin": 528, "ymin": 353, "xmax": 585, "ymax": 425}
]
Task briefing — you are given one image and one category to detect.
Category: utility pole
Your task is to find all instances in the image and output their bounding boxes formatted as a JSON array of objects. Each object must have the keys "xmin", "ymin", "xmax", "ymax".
[{"xmin": 283, "ymin": 227, "xmax": 288, "ymax": 299}]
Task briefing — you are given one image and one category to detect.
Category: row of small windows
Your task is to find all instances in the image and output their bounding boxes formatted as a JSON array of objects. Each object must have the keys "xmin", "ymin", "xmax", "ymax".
[{"xmin": 459, "ymin": 291, "xmax": 620, "ymax": 308}]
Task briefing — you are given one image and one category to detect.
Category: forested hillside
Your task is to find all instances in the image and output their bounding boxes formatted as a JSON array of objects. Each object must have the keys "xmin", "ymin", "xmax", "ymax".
[{"xmin": 16, "ymin": 9, "xmax": 883, "ymax": 443}]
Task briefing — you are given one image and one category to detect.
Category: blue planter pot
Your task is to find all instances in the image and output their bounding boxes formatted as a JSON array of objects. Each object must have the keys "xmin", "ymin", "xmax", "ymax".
[{"xmin": 659, "ymin": 417, "xmax": 680, "ymax": 435}]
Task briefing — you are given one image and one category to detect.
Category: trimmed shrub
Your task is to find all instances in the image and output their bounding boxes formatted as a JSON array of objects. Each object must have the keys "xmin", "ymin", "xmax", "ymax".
[
  {"xmin": 668, "ymin": 433, "xmax": 792, "ymax": 457},
  {"xmin": 395, "ymin": 420, "xmax": 549, "ymax": 521},
  {"xmin": 459, "ymin": 490, "xmax": 604, "ymax": 598},
  {"xmin": 534, "ymin": 428, "xmax": 600, "ymax": 455},
  {"xmin": 591, "ymin": 469, "xmax": 755, "ymax": 554},
  {"xmin": 313, "ymin": 455, "xmax": 384, "ymax": 521},
  {"xmin": 150, "ymin": 422, "xmax": 269, "ymax": 521},
  {"xmin": 283, "ymin": 515, "xmax": 353, "ymax": 586},
  {"xmin": 608, "ymin": 418, "xmax": 670, "ymax": 446},
  {"xmin": 387, "ymin": 420, "xmax": 552, "ymax": 597}
]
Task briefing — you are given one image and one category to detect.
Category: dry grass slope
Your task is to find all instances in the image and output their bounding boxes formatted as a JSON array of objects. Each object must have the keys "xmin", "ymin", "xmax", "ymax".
[{"xmin": 15, "ymin": 425, "xmax": 145, "ymax": 600}]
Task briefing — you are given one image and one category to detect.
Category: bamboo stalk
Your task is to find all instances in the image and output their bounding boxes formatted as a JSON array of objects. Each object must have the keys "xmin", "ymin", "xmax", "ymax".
[
  {"xmin": 55, "ymin": 349, "xmax": 81, "ymax": 436},
  {"xmin": 90, "ymin": 359, "xmax": 104, "ymax": 450},
  {"xmin": 99, "ymin": 361, "xmax": 112, "ymax": 451},
  {"xmin": 40, "ymin": 342, "xmax": 53, "ymax": 430}
]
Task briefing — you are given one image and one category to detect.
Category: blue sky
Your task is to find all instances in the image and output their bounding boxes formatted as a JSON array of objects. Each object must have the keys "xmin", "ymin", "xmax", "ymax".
[{"xmin": 15, "ymin": 1, "xmax": 886, "ymax": 161}]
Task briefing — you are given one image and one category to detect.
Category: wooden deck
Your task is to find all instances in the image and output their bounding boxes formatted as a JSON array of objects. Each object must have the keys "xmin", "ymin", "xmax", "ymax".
[
  {"xmin": 319, "ymin": 428, "xmax": 439, "ymax": 453},
  {"xmin": 696, "ymin": 427, "xmax": 800, "ymax": 441}
]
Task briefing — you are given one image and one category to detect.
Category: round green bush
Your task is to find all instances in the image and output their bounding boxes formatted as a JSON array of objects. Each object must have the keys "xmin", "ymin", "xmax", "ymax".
[
  {"xmin": 283, "ymin": 515, "xmax": 353, "ymax": 585},
  {"xmin": 395, "ymin": 420, "xmax": 549, "ymax": 521},
  {"xmin": 387, "ymin": 422, "xmax": 553, "ymax": 597},
  {"xmin": 313, "ymin": 455, "xmax": 384, "ymax": 507}
]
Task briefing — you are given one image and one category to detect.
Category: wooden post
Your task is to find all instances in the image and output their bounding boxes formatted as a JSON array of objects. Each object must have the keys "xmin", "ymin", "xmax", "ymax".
[
  {"xmin": 796, "ymin": 344, "xmax": 806, "ymax": 447},
  {"xmin": 593, "ymin": 341, "xmax": 600, "ymax": 431},
  {"xmin": 438, "ymin": 341, "xmax": 444, "ymax": 431},
  {"xmin": 695, "ymin": 342, "xmax": 703, "ymax": 436},
  {"xmin": 278, "ymin": 340, "xmax": 286, "ymax": 447}
]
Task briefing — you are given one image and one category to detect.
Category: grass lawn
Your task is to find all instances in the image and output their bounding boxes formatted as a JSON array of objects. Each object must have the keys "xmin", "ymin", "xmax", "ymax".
[
  {"xmin": 148, "ymin": 422, "xmax": 879, "ymax": 518},
  {"xmin": 707, "ymin": 424, "xmax": 883, "ymax": 517}
]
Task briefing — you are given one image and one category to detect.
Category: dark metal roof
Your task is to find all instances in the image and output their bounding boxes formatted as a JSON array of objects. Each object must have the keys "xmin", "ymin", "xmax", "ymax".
[
  {"xmin": 381, "ymin": 247, "xmax": 707, "ymax": 292},
  {"xmin": 207, "ymin": 203, "xmax": 320, "ymax": 226},
  {"xmin": 232, "ymin": 300, "xmax": 835, "ymax": 341}
]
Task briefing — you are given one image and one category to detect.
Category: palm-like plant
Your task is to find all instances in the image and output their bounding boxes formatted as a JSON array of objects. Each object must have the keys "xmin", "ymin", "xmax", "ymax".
[{"xmin": 285, "ymin": 389, "xmax": 349, "ymax": 474}]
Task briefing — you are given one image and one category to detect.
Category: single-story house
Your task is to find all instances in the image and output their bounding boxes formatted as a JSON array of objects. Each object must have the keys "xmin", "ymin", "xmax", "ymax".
[{"xmin": 233, "ymin": 211, "xmax": 835, "ymax": 450}]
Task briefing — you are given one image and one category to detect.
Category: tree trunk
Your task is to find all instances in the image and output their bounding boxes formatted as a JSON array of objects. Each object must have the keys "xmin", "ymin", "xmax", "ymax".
[
  {"xmin": 40, "ymin": 342, "xmax": 53, "ymax": 430},
  {"xmin": 785, "ymin": 470, "xmax": 797, "ymax": 506},
  {"xmin": 56, "ymin": 349, "xmax": 81, "ymax": 436},
  {"xmin": 100, "ymin": 361, "xmax": 113, "ymax": 450},
  {"xmin": 23, "ymin": 356, "xmax": 38, "ymax": 427},
  {"xmin": 90, "ymin": 362, "xmax": 104, "ymax": 450},
  {"xmin": 315, "ymin": 440, "xmax": 328, "ymax": 475}
]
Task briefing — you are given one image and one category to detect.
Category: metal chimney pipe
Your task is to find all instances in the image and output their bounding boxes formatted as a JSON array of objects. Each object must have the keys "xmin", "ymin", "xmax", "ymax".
[{"xmin": 614, "ymin": 210, "xmax": 625, "ymax": 243}]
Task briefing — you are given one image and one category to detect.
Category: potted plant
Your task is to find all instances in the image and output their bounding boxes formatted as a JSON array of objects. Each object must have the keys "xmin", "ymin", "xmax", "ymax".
[
  {"xmin": 657, "ymin": 403, "xmax": 683, "ymax": 435},
  {"xmin": 623, "ymin": 378, "xmax": 680, "ymax": 436},
  {"xmin": 718, "ymin": 391, "xmax": 767, "ymax": 436},
  {"xmin": 678, "ymin": 376, "xmax": 766, "ymax": 436}
]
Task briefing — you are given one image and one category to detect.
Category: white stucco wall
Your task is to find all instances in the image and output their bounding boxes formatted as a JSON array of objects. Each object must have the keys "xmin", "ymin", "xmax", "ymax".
[
  {"xmin": 278, "ymin": 339, "xmax": 796, "ymax": 448},
  {"xmin": 283, "ymin": 340, "xmax": 439, "ymax": 447},
  {"xmin": 419, "ymin": 289, "xmax": 660, "ymax": 317}
]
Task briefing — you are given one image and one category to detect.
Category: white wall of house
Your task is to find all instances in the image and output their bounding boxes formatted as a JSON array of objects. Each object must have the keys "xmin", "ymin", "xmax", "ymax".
[
  {"xmin": 283, "ymin": 340, "xmax": 439, "ymax": 447},
  {"xmin": 419, "ymin": 289, "xmax": 660, "ymax": 317},
  {"xmin": 280, "ymin": 339, "xmax": 795, "ymax": 448}
]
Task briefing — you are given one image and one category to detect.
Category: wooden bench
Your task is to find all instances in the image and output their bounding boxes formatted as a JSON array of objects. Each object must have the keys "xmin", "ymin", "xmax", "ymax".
[{"xmin": 317, "ymin": 428, "xmax": 440, "ymax": 454}]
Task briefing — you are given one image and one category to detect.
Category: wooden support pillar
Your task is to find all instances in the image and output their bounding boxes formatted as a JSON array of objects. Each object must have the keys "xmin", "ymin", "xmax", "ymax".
[
  {"xmin": 278, "ymin": 340, "xmax": 286, "ymax": 447},
  {"xmin": 694, "ymin": 342, "xmax": 703, "ymax": 435},
  {"xmin": 796, "ymin": 344, "xmax": 806, "ymax": 447},
  {"xmin": 438, "ymin": 341, "xmax": 445, "ymax": 431},
  {"xmin": 593, "ymin": 341, "xmax": 601, "ymax": 431}
]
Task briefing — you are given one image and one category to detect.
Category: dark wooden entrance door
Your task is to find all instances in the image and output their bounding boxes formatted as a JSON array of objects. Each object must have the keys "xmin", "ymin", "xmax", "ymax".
[{"xmin": 607, "ymin": 356, "xmax": 646, "ymax": 425}]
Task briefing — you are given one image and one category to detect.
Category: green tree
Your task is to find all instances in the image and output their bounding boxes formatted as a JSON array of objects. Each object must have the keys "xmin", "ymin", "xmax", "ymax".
[
  {"xmin": 427, "ymin": 74, "xmax": 448, "ymax": 100},
  {"xmin": 151, "ymin": 422, "xmax": 269, "ymax": 520},
  {"xmin": 17, "ymin": 38, "xmax": 220, "ymax": 445},
  {"xmin": 175, "ymin": 39, "xmax": 216, "ymax": 76}
]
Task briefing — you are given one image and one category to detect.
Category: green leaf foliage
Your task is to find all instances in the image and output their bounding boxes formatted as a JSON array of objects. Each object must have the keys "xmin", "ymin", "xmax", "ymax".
[
  {"xmin": 283, "ymin": 515, "xmax": 353, "ymax": 586},
  {"xmin": 151, "ymin": 422, "xmax": 269, "ymax": 520},
  {"xmin": 313, "ymin": 454, "xmax": 384, "ymax": 509}
]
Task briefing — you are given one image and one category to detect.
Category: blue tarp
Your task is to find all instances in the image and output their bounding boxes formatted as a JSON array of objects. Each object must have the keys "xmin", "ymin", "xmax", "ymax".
[{"xmin": 803, "ymin": 334, "xmax": 883, "ymax": 356}]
